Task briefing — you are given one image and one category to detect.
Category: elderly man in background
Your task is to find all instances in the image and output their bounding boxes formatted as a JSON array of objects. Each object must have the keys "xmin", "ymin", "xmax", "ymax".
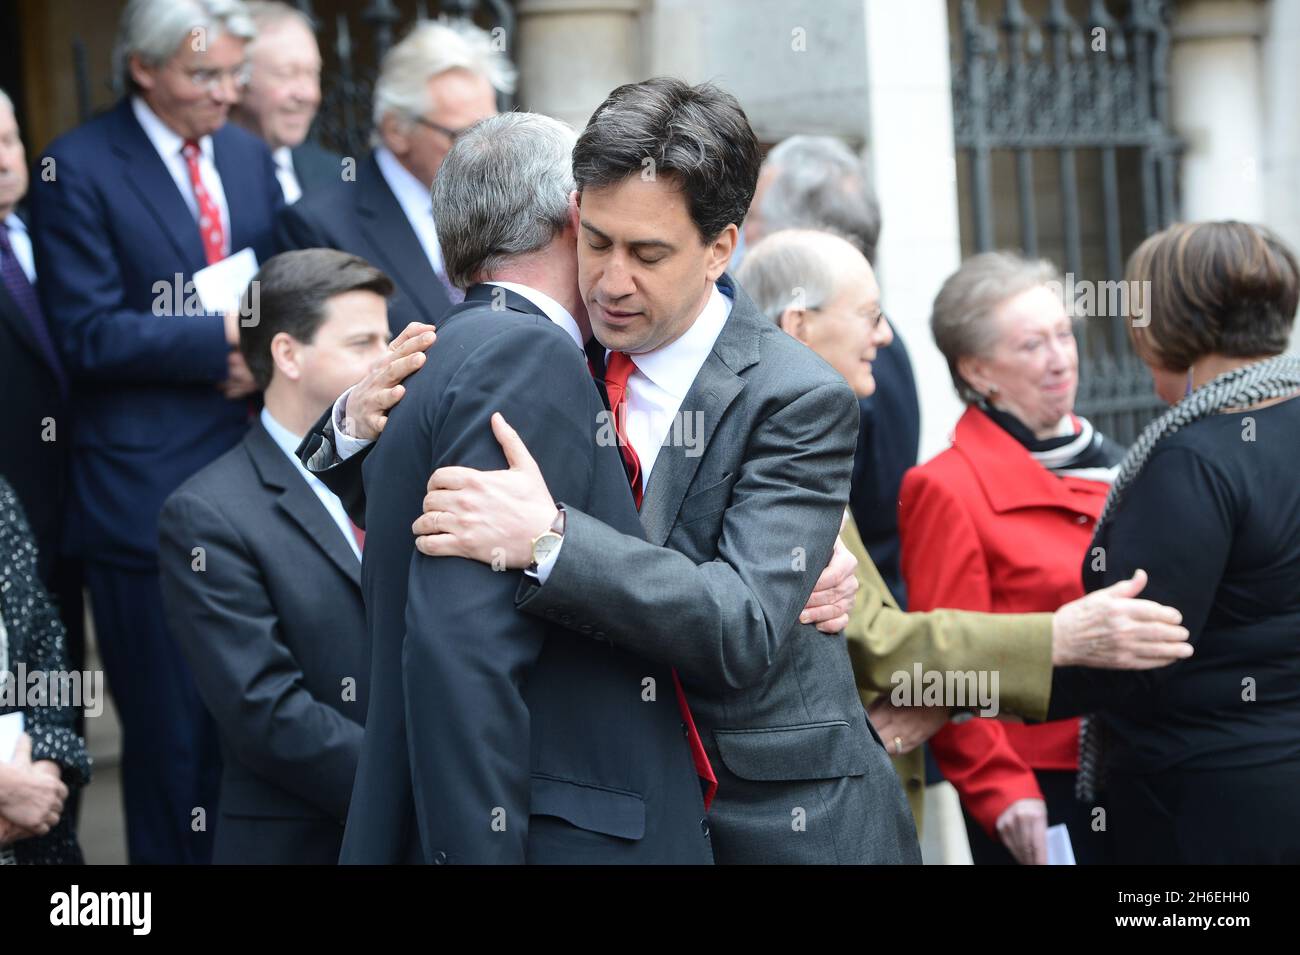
[
  {"xmin": 28, "ymin": 0, "xmax": 283, "ymax": 864},
  {"xmin": 747, "ymin": 135, "xmax": 920, "ymax": 608},
  {"xmin": 737, "ymin": 229, "xmax": 1192, "ymax": 838},
  {"xmin": 277, "ymin": 19, "xmax": 512, "ymax": 333},
  {"xmin": 231, "ymin": 1, "xmax": 339, "ymax": 203}
]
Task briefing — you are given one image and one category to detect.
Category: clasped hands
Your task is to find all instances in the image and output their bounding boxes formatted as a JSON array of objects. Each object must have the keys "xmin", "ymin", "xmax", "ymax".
[{"xmin": 0, "ymin": 734, "xmax": 69, "ymax": 847}]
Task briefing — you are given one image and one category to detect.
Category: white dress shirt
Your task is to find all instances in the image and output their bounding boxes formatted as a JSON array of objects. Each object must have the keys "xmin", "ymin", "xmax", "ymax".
[
  {"xmin": 272, "ymin": 146, "xmax": 303, "ymax": 205},
  {"xmin": 2, "ymin": 214, "xmax": 36, "ymax": 283},
  {"xmin": 261, "ymin": 407, "xmax": 362, "ymax": 562},
  {"xmin": 373, "ymin": 146, "xmax": 447, "ymax": 278},
  {"xmin": 131, "ymin": 96, "xmax": 231, "ymax": 258},
  {"xmin": 536, "ymin": 283, "xmax": 731, "ymax": 582},
  {"xmin": 617, "ymin": 282, "xmax": 731, "ymax": 484}
]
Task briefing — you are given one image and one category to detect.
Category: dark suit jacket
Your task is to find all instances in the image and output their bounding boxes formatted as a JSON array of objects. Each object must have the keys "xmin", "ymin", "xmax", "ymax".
[
  {"xmin": 290, "ymin": 141, "xmax": 342, "ymax": 198},
  {"xmin": 276, "ymin": 152, "xmax": 452, "ymax": 336},
  {"xmin": 299, "ymin": 277, "xmax": 920, "ymax": 864},
  {"xmin": 0, "ymin": 215, "xmax": 69, "ymax": 585},
  {"xmin": 849, "ymin": 331, "xmax": 920, "ymax": 607},
  {"xmin": 516, "ymin": 276, "xmax": 921, "ymax": 864},
  {"xmin": 157, "ymin": 421, "xmax": 369, "ymax": 865},
  {"xmin": 28, "ymin": 98, "xmax": 283, "ymax": 569},
  {"xmin": 300, "ymin": 284, "xmax": 711, "ymax": 864}
]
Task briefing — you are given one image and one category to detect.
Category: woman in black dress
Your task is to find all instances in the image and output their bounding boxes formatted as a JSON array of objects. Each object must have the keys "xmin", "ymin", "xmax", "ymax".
[
  {"xmin": 0, "ymin": 476, "xmax": 91, "ymax": 864},
  {"xmin": 1046, "ymin": 221, "xmax": 1300, "ymax": 863}
]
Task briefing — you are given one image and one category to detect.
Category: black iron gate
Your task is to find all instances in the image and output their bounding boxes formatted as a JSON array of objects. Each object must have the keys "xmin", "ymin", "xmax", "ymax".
[{"xmin": 951, "ymin": 0, "xmax": 1181, "ymax": 445}]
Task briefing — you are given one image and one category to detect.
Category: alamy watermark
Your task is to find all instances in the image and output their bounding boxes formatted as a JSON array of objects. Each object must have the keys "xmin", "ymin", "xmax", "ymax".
[
  {"xmin": 1046, "ymin": 273, "xmax": 1151, "ymax": 327},
  {"xmin": 0, "ymin": 664, "xmax": 104, "ymax": 718},
  {"xmin": 890, "ymin": 664, "xmax": 1000, "ymax": 717}
]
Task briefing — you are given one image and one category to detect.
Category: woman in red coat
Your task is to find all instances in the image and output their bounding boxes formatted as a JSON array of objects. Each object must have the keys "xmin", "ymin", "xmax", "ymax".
[{"xmin": 898, "ymin": 252, "xmax": 1123, "ymax": 865}]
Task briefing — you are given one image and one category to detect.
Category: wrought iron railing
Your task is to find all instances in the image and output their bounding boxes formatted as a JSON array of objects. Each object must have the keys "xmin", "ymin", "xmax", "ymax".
[{"xmin": 951, "ymin": 0, "xmax": 1180, "ymax": 445}]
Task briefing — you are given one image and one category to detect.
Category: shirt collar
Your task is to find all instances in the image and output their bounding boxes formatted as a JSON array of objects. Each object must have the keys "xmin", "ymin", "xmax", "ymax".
[
  {"xmin": 131, "ymin": 95, "xmax": 214, "ymax": 162},
  {"xmin": 486, "ymin": 281, "xmax": 584, "ymax": 351},
  {"xmin": 3, "ymin": 213, "xmax": 27, "ymax": 236},
  {"xmin": 374, "ymin": 146, "xmax": 433, "ymax": 223},
  {"xmin": 272, "ymin": 145, "xmax": 294, "ymax": 172},
  {"xmin": 260, "ymin": 407, "xmax": 316, "ymax": 478},
  {"xmin": 630, "ymin": 282, "xmax": 731, "ymax": 399}
]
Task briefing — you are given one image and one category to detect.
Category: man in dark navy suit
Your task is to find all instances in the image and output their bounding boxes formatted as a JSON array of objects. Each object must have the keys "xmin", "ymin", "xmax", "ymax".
[
  {"xmin": 300, "ymin": 111, "xmax": 713, "ymax": 865},
  {"xmin": 27, "ymin": 0, "xmax": 282, "ymax": 864},
  {"xmin": 277, "ymin": 20, "xmax": 512, "ymax": 335}
]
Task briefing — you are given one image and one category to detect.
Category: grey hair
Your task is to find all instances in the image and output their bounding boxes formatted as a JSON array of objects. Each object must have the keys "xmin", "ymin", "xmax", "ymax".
[
  {"xmin": 113, "ymin": 0, "xmax": 256, "ymax": 94},
  {"xmin": 0, "ymin": 88, "xmax": 12, "ymax": 116},
  {"xmin": 371, "ymin": 19, "xmax": 516, "ymax": 142},
  {"xmin": 243, "ymin": 1, "xmax": 315, "ymax": 40},
  {"xmin": 432, "ymin": 111, "xmax": 575, "ymax": 289},
  {"xmin": 761, "ymin": 135, "xmax": 882, "ymax": 264},
  {"xmin": 931, "ymin": 250, "xmax": 1062, "ymax": 403},
  {"xmin": 736, "ymin": 229, "xmax": 858, "ymax": 325}
]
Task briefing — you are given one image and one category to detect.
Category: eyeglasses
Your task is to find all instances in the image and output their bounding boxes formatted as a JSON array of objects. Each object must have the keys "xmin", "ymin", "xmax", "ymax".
[
  {"xmin": 177, "ymin": 62, "xmax": 253, "ymax": 93},
  {"xmin": 808, "ymin": 305, "xmax": 890, "ymax": 330},
  {"xmin": 411, "ymin": 116, "xmax": 474, "ymax": 141}
]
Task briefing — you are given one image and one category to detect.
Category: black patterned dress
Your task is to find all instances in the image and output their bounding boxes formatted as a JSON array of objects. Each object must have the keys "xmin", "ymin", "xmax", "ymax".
[{"xmin": 0, "ymin": 476, "xmax": 92, "ymax": 864}]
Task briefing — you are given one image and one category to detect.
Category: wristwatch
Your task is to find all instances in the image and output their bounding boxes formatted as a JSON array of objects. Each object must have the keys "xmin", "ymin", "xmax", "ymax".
[{"xmin": 528, "ymin": 506, "xmax": 566, "ymax": 574}]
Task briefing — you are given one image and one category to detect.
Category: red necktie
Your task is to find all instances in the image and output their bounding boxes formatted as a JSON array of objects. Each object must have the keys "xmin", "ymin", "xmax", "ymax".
[
  {"xmin": 602, "ymin": 348, "xmax": 717, "ymax": 810},
  {"xmin": 349, "ymin": 519, "xmax": 365, "ymax": 554},
  {"xmin": 181, "ymin": 140, "xmax": 225, "ymax": 265}
]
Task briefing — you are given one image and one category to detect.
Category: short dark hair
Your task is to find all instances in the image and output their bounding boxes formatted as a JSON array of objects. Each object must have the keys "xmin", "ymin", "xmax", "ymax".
[
  {"xmin": 1125, "ymin": 221, "xmax": 1300, "ymax": 371},
  {"xmin": 238, "ymin": 249, "xmax": 394, "ymax": 390},
  {"xmin": 572, "ymin": 77, "xmax": 762, "ymax": 242}
]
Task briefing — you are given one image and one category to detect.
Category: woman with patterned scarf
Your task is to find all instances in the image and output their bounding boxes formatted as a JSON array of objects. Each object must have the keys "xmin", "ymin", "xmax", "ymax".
[
  {"xmin": 0, "ymin": 475, "xmax": 92, "ymax": 864},
  {"xmin": 898, "ymin": 251, "xmax": 1125, "ymax": 865},
  {"xmin": 1043, "ymin": 221, "xmax": 1300, "ymax": 863}
]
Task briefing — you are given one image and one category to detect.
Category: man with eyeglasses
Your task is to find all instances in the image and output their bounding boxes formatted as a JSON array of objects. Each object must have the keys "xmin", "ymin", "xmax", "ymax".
[
  {"xmin": 27, "ymin": 0, "xmax": 283, "ymax": 865},
  {"xmin": 231, "ymin": 2, "xmax": 340, "ymax": 204},
  {"xmin": 277, "ymin": 20, "xmax": 511, "ymax": 335}
]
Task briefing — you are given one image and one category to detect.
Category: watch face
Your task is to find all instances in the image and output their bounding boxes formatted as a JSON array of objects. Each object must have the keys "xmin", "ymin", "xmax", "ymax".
[{"xmin": 533, "ymin": 532, "xmax": 561, "ymax": 564}]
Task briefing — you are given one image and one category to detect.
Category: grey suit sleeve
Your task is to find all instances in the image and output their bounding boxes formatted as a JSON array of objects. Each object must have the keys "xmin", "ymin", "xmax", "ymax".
[
  {"xmin": 158, "ymin": 490, "xmax": 363, "ymax": 822},
  {"xmin": 517, "ymin": 379, "xmax": 859, "ymax": 693}
]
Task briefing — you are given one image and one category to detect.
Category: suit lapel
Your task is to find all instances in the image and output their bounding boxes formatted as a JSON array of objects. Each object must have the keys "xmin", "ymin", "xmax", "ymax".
[
  {"xmin": 639, "ymin": 276, "xmax": 760, "ymax": 546},
  {"xmin": 111, "ymin": 100, "xmax": 207, "ymax": 268},
  {"xmin": 356, "ymin": 154, "xmax": 450, "ymax": 325},
  {"xmin": 244, "ymin": 422, "xmax": 361, "ymax": 589},
  {"xmin": 0, "ymin": 277, "xmax": 52, "ymax": 375},
  {"xmin": 213, "ymin": 126, "xmax": 251, "ymax": 255}
]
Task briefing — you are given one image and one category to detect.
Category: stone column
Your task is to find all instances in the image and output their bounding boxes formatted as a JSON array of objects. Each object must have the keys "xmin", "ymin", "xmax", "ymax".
[
  {"xmin": 861, "ymin": 0, "xmax": 966, "ymax": 461},
  {"xmin": 514, "ymin": 0, "xmax": 645, "ymax": 130},
  {"xmin": 1168, "ymin": 0, "xmax": 1266, "ymax": 223}
]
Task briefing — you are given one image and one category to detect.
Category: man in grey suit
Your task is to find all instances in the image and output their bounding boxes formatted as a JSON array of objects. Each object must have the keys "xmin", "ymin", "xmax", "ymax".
[{"xmin": 409, "ymin": 78, "xmax": 920, "ymax": 864}]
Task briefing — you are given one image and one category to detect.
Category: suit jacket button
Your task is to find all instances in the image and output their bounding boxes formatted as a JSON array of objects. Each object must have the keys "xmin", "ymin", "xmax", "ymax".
[
  {"xmin": 700, "ymin": 818, "xmax": 710, "ymax": 838},
  {"xmin": 561, "ymin": 613, "xmax": 573, "ymax": 625},
  {"xmin": 433, "ymin": 850, "xmax": 448, "ymax": 865},
  {"xmin": 595, "ymin": 631, "xmax": 607, "ymax": 641},
  {"xmin": 681, "ymin": 721, "xmax": 689, "ymax": 738},
  {"xmin": 579, "ymin": 623, "xmax": 593, "ymax": 635}
]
